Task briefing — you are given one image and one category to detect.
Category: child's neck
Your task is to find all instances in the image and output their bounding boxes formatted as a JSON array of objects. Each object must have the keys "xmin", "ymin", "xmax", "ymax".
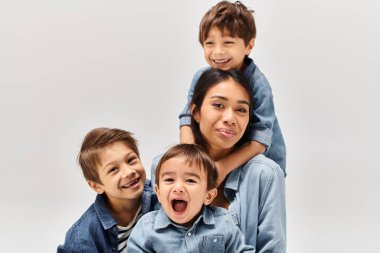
[{"xmin": 106, "ymin": 196, "xmax": 142, "ymax": 227}]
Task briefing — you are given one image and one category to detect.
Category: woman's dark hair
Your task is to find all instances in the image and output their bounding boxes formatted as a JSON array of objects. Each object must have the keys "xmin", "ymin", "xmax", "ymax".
[{"xmin": 190, "ymin": 68, "xmax": 253, "ymax": 153}]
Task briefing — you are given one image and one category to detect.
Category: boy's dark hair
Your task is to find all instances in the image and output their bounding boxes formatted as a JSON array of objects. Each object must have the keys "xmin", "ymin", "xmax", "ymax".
[
  {"xmin": 190, "ymin": 68, "xmax": 253, "ymax": 153},
  {"xmin": 78, "ymin": 127, "xmax": 139, "ymax": 184},
  {"xmin": 199, "ymin": 1, "xmax": 256, "ymax": 46},
  {"xmin": 155, "ymin": 144, "xmax": 218, "ymax": 190}
]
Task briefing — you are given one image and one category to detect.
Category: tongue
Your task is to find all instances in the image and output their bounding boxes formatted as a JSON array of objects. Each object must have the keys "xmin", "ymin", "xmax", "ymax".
[{"xmin": 173, "ymin": 200, "xmax": 187, "ymax": 212}]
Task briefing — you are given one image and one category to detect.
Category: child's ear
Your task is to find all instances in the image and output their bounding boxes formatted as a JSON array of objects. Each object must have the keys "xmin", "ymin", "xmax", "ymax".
[
  {"xmin": 203, "ymin": 188, "xmax": 218, "ymax": 205},
  {"xmin": 245, "ymin": 38, "xmax": 255, "ymax": 55},
  {"xmin": 87, "ymin": 180, "xmax": 105, "ymax": 194},
  {"xmin": 191, "ymin": 104, "xmax": 200, "ymax": 123},
  {"xmin": 154, "ymin": 184, "xmax": 162, "ymax": 203}
]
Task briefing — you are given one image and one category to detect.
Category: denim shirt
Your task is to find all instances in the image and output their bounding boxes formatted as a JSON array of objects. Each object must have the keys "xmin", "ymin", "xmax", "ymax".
[
  {"xmin": 57, "ymin": 180, "xmax": 158, "ymax": 253},
  {"xmin": 151, "ymin": 154, "xmax": 286, "ymax": 253},
  {"xmin": 178, "ymin": 57, "xmax": 287, "ymax": 173},
  {"xmin": 126, "ymin": 205, "xmax": 255, "ymax": 253}
]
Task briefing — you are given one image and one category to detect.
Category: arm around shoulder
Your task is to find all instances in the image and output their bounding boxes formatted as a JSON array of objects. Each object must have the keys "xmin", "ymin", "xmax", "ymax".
[
  {"xmin": 180, "ymin": 125, "xmax": 195, "ymax": 144},
  {"xmin": 178, "ymin": 67, "xmax": 209, "ymax": 127}
]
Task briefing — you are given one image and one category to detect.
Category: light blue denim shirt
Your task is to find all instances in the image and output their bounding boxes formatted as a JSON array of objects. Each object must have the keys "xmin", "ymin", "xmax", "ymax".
[
  {"xmin": 126, "ymin": 205, "xmax": 255, "ymax": 253},
  {"xmin": 57, "ymin": 180, "xmax": 159, "ymax": 253},
  {"xmin": 151, "ymin": 154, "xmax": 286, "ymax": 253},
  {"xmin": 179, "ymin": 57, "xmax": 287, "ymax": 173}
]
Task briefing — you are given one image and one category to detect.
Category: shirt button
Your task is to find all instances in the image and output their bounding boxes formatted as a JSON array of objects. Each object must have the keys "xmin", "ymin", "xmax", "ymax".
[
  {"xmin": 213, "ymin": 239, "xmax": 217, "ymax": 242},
  {"xmin": 187, "ymin": 232, "xmax": 192, "ymax": 236}
]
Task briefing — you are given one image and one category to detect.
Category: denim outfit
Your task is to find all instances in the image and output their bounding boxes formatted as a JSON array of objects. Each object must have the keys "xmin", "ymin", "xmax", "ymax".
[
  {"xmin": 57, "ymin": 180, "xmax": 158, "ymax": 253},
  {"xmin": 126, "ymin": 205, "xmax": 255, "ymax": 253},
  {"xmin": 179, "ymin": 57, "xmax": 287, "ymax": 173},
  {"xmin": 151, "ymin": 154, "xmax": 286, "ymax": 253}
]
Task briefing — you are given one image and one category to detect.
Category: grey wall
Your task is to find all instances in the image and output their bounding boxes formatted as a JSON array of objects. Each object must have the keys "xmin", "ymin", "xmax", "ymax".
[{"xmin": 1, "ymin": 0, "xmax": 379, "ymax": 252}]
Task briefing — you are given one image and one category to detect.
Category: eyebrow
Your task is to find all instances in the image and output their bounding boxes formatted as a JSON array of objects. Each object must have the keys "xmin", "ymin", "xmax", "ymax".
[
  {"xmin": 160, "ymin": 171, "xmax": 201, "ymax": 180},
  {"xmin": 102, "ymin": 151, "xmax": 135, "ymax": 170},
  {"xmin": 184, "ymin": 172, "xmax": 201, "ymax": 180},
  {"xmin": 210, "ymin": 95, "xmax": 250, "ymax": 106}
]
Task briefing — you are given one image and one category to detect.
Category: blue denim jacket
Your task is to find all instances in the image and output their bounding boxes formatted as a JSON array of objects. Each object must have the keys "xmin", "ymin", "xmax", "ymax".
[
  {"xmin": 151, "ymin": 154, "xmax": 286, "ymax": 253},
  {"xmin": 179, "ymin": 57, "xmax": 287, "ymax": 173},
  {"xmin": 127, "ymin": 205, "xmax": 255, "ymax": 253},
  {"xmin": 57, "ymin": 180, "xmax": 158, "ymax": 253}
]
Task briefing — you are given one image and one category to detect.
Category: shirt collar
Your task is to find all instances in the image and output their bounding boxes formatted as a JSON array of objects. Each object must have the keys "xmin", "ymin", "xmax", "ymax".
[
  {"xmin": 94, "ymin": 179, "xmax": 156, "ymax": 230},
  {"xmin": 242, "ymin": 56, "xmax": 255, "ymax": 78},
  {"xmin": 154, "ymin": 206, "xmax": 216, "ymax": 230},
  {"xmin": 94, "ymin": 194, "xmax": 117, "ymax": 230},
  {"xmin": 224, "ymin": 167, "xmax": 241, "ymax": 191}
]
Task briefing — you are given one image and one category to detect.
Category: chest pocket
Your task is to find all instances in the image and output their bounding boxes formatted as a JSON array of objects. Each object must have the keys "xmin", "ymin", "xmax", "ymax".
[{"xmin": 202, "ymin": 235, "xmax": 226, "ymax": 253}]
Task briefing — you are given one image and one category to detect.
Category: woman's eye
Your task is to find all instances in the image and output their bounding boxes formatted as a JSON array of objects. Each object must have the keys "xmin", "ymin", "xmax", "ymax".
[
  {"xmin": 212, "ymin": 103, "xmax": 224, "ymax": 109},
  {"xmin": 236, "ymin": 108, "xmax": 248, "ymax": 113}
]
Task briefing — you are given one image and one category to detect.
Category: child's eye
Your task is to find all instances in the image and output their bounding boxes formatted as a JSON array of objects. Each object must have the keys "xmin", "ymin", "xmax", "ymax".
[
  {"xmin": 127, "ymin": 156, "xmax": 138, "ymax": 165},
  {"xmin": 204, "ymin": 41, "xmax": 214, "ymax": 46},
  {"xmin": 108, "ymin": 167, "xmax": 119, "ymax": 174},
  {"xmin": 186, "ymin": 179, "xmax": 197, "ymax": 183},
  {"xmin": 225, "ymin": 41, "xmax": 234, "ymax": 45},
  {"xmin": 163, "ymin": 178, "xmax": 174, "ymax": 182}
]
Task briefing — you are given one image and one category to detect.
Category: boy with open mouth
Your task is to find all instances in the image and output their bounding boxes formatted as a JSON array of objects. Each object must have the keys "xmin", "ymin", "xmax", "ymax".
[{"xmin": 127, "ymin": 144, "xmax": 255, "ymax": 253}]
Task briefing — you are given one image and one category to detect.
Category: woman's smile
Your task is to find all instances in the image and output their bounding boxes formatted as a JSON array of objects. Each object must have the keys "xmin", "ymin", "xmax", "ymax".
[{"xmin": 216, "ymin": 128, "xmax": 237, "ymax": 138}]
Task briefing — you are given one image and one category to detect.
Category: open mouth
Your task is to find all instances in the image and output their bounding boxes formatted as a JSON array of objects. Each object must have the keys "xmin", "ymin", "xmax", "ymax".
[
  {"xmin": 171, "ymin": 199, "xmax": 188, "ymax": 213},
  {"xmin": 121, "ymin": 177, "xmax": 140, "ymax": 189}
]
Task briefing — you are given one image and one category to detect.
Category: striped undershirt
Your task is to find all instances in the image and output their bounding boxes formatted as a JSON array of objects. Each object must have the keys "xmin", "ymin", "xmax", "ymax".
[{"xmin": 117, "ymin": 205, "xmax": 142, "ymax": 253}]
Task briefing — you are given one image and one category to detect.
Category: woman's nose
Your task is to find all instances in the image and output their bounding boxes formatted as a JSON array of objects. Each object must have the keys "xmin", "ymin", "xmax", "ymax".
[{"xmin": 223, "ymin": 108, "xmax": 236, "ymax": 125}]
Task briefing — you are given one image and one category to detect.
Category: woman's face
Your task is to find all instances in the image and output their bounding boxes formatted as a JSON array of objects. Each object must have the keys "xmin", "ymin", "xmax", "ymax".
[{"xmin": 193, "ymin": 77, "xmax": 250, "ymax": 159}]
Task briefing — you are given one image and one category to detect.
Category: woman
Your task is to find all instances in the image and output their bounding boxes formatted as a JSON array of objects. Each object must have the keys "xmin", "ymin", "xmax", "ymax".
[{"xmin": 152, "ymin": 69, "xmax": 286, "ymax": 252}]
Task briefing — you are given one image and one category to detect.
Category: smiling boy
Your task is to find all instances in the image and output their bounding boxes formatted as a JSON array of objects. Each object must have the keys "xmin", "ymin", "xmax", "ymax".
[
  {"xmin": 57, "ymin": 128, "xmax": 158, "ymax": 253},
  {"xmin": 179, "ymin": 1, "xmax": 287, "ymax": 184},
  {"xmin": 127, "ymin": 144, "xmax": 255, "ymax": 253}
]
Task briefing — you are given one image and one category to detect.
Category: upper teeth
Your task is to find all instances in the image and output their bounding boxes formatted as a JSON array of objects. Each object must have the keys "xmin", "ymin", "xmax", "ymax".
[
  {"xmin": 214, "ymin": 59, "xmax": 229, "ymax": 63},
  {"xmin": 122, "ymin": 178, "xmax": 138, "ymax": 188}
]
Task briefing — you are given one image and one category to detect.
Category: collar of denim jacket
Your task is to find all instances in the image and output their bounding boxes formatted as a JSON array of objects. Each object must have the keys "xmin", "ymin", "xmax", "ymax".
[
  {"xmin": 154, "ymin": 205, "xmax": 216, "ymax": 230},
  {"xmin": 94, "ymin": 194, "xmax": 117, "ymax": 230},
  {"xmin": 224, "ymin": 168, "xmax": 240, "ymax": 191},
  {"xmin": 242, "ymin": 56, "xmax": 255, "ymax": 78}
]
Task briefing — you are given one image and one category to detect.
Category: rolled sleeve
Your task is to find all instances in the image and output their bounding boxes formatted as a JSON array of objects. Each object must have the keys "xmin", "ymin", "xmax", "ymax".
[{"xmin": 179, "ymin": 67, "xmax": 210, "ymax": 127}]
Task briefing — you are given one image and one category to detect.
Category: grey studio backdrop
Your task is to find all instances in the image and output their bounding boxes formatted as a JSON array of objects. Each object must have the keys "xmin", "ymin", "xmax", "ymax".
[{"xmin": 1, "ymin": 0, "xmax": 379, "ymax": 252}]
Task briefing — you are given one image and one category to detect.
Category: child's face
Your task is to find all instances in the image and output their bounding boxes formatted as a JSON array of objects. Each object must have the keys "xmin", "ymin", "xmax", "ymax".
[
  {"xmin": 203, "ymin": 26, "xmax": 254, "ymax": 71},
  {"xmin": 89, "ymin": 141, "xmax": 146, "ymax": 207},
  {"xmin": 155, "ymin": 157, "xmax": 217, "ymax": 228}
]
